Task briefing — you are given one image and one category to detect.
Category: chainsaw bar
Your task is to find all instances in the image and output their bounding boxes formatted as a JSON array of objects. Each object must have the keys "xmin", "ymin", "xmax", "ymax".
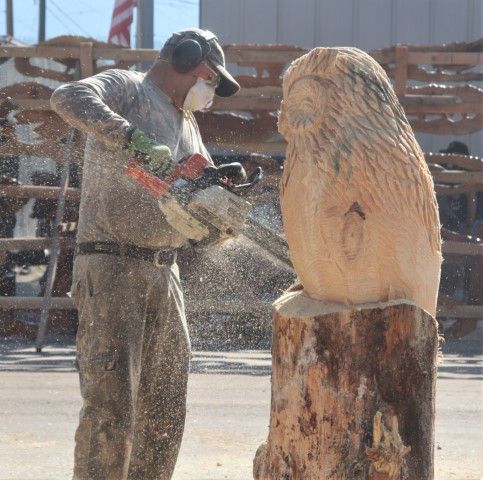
[{"xmin": 242, "ymin": 216, "xmax": 292, "ymax": 269}]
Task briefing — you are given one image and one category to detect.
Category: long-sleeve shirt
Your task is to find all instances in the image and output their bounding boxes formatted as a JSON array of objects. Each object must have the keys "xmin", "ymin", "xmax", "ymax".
[{"xmin": 51, "ymin": 68, "xmax": 211, "ymax": 249}]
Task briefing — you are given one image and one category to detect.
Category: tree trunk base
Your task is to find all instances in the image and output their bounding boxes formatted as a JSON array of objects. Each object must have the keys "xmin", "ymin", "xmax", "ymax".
[{"xmin": 254, "ymin": 292, "xmax": 438, "ymax": 480}]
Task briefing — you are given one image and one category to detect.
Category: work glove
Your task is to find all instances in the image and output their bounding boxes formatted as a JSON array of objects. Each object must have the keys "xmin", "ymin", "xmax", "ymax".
[{"xmin": 125, "ymin": 128, "xmax": 175, "ymax": 178}]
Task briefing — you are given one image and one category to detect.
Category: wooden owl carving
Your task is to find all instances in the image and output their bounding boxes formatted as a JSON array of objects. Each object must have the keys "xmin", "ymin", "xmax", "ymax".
[{"xmin": 278, "ymin": 47, "xmax": 442, "ymax": 317}]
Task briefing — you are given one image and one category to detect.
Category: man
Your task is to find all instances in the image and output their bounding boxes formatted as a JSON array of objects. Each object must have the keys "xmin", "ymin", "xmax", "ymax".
[{"xmin": 50, "ymin": 28, "xmax": 240, "ymax": 479}]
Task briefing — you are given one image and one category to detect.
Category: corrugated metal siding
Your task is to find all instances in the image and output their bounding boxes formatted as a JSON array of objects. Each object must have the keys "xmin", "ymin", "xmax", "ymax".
[
  {"xmin": 201, "ymin": 0, "xmax": 481, "ymax": 49},
  {"xmin": 201, "ymin": 0, "xmax": 483, "ymax": 155}
]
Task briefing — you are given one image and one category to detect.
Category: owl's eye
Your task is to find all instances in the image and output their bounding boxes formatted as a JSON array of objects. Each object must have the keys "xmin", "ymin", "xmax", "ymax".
[{"xmin": 283, "ymin": 77, "xmax": 327, "ymax": 133}]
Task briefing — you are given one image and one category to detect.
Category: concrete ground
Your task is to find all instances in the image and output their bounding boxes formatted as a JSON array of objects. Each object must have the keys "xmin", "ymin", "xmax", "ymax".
[{"xmin": 0, "ymin": 335, "xmax": 481, "ymax": 480}]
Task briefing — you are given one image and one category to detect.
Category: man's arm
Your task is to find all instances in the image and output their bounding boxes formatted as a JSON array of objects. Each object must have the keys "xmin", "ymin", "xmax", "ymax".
[
  {"xmin": 51, "ymin": 69, "xmax": 174, "ymax": 175},
  {"xmin": 50, "ymin": 69, "xmax": 134, "ymax": 149}
]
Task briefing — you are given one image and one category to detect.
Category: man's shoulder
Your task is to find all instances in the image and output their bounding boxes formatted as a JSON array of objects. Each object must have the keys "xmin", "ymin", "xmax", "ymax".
[{"xmin": 96, "ymin": 68, "xmax": 145, "ymax": 85}]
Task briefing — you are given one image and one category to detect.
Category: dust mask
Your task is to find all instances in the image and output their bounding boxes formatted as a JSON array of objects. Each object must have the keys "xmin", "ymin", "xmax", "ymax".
[{"xmin": 183, "ymin": 78, "xmax": 216, "ymax": 113}]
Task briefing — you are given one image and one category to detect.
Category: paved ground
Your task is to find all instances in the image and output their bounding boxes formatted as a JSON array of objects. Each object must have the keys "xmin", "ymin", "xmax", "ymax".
[{"xmin": 0, "ymin": 335, "xmax": 481, "ymax": 480}]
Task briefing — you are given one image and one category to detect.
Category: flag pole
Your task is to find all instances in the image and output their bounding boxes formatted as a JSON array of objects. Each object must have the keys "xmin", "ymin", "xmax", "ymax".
[{"xmin": 136, "ymin": 0, "xmax": 154, "ymax": 49}]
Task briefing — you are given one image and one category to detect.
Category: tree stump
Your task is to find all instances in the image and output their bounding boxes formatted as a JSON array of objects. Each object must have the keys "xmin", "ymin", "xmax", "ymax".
[{"xmin": 254, "ymin": 293, "xmax": 438, "ymax": 480}]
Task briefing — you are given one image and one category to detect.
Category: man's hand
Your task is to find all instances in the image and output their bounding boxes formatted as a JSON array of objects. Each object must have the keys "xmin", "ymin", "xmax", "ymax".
[{"xmin": 126, "ymin": 128, "xmax": 175, "ymax": 178}]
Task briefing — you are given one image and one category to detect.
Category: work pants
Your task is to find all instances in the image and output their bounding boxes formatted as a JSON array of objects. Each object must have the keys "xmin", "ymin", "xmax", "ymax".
[{"xmin": 71, "ymin": 253, "xmax": 190, "ymax": 480}]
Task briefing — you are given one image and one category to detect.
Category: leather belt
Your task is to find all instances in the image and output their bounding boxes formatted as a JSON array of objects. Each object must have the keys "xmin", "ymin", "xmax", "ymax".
[{"xmin": 75, "ymin": 241, "xmax": 177, "ymax": 266}]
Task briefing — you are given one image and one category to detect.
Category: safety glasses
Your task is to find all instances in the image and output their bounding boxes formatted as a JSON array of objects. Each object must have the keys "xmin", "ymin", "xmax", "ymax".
[{"xmin": 202, "ymin": 61, "xmax": 221, "ymax": 88}]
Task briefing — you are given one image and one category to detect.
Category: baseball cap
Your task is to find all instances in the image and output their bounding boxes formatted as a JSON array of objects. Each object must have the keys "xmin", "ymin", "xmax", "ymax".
[{"xmin": 163, "ymin": 28, "xmax": 240, "ymax": 98}]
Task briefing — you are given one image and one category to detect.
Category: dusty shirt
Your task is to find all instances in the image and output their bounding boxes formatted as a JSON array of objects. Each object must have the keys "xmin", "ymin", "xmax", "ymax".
[{"xmin": 51, "ymin": 69, "xmax": 211, "ymax": 249}]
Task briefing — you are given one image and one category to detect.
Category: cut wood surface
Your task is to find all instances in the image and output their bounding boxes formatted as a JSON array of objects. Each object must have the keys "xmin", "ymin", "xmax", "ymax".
[
  {"xmin": 278, "ymin": 47, "xmax": 442, "ymax": 317},
  {"xmin": 254, "ymin": 295, "xmax": 438, "ymax": 480}
]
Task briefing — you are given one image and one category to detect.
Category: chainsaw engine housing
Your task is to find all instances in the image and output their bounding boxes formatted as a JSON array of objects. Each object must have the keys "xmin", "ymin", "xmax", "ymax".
[
  {"xmin": 188, "ymin": 185, "xmax": 252, "ymax": 240},
  {"xmin": 158, "ymin": 185, "xmax": 252, "ymax": 245}
]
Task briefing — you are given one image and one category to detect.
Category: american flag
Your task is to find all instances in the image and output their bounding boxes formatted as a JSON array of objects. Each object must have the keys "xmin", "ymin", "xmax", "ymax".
[{"xmin": 108, "ymin": 0, "xmax": 137, "ymax": 47}]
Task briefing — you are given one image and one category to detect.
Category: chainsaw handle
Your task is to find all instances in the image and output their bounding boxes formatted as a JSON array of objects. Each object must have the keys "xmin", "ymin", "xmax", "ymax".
[{"xmin": 231, "ymin": 166, "xmax": 263, "ymax": 191}]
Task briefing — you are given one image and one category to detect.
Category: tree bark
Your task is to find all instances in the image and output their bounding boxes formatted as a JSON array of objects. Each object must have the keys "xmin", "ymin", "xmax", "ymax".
[{"xmin": 254, "ymin": 292, "xmax": 438, "ymax": 480}]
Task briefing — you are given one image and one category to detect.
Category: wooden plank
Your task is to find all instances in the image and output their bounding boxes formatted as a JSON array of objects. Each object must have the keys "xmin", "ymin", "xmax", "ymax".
[
  {"xmin": 435, "ymin": 184, "xmax": 482, "ymax": 195},
  {"xmin": 0, "ymin": 237, "xmax": 75, "ymax": 252},
  {"xmin": 369, "ymin": 50, "xmax": 396, "ymax": 64},
  {"xmin": 224, "ymin": 49, "xmax": 304, "ymax": 64},
  {"xmin": 235, "ymin": 86, "xmax": 283, "ymax": 97},
  {"xmin": 442, "ymin": 241, "xmax": 483, "ymax": 256},
  {"xmin": 406, "ymin": 85, "xmax": 482, "ymax": 103},
  {"xmin": 400, "ymin": 94, "xmax": 459, "ymax": 107},
  {"xmin": 400, "ymin": 68, "xmax": 483, "ymax": 83},
  {"xmin": 0, "ymin": 45, "xmax": 80, "ymax": 59},
  {"xmin": 437, "ymin": 305, "xmax": 483, "ymax": 319},
  {"xmin": 93, "ymin": 46, "xmax": 157, "ymax": 62},
  {"xmin": 407, "ymin": 51, "xmax": 483, "ymax": 65},
  {"xmin": 404, "ymin": 102, "xmax": 483, "ymax": 114},
  {"xmin": 425, "ymin": 153, "xmax": 483, "ymax": 172},
  {"xmin": 0, "ymin": 46, "xmax": 479, "ymax": 68},
  {"xmin": 0, "ymin": 185, "xmax": 81, "ymax": 200},
  {"xmin": 409, "ymin": 116, "xmax": 483, "ymax": 136},
  {"xmin": 213, "ymin": 96, "xmax": 281, "ymax": 111},
  {"xmin": 394, "ymin": 45, "xmax": 408, "ymax": 95},
  {"xmin": 79, "ymin": 42, "xmax": 94, "ymax": 78},
  {"xmin": 431, "ymin": 170, "xmax": 483, "ymax": 185},
  {"xmin": 0, "ymin": 296, "xmax": 74, "ymax": 310}
]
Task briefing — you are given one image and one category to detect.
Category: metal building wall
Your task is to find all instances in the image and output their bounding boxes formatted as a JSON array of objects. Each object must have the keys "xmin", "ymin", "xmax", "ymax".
[{"xmin": 200, "ymin": 0, "xmax": 483, "ymax": 155}]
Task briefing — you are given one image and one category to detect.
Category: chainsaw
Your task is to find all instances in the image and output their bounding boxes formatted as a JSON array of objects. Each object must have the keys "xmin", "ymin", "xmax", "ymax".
[{"xmin": 124, "ymin": 153, "xmax": 291, "ymax": 268}]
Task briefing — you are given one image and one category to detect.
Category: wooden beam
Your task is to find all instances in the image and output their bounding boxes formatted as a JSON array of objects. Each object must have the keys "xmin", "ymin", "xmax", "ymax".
[
  {"xmin": 407, "ymin": 51, "xmax": 483, "ymax": 65},
  {"xmin": 79, "ymin": 42, "xmax": 94, "ymax": 78},
  {"xmin": 425, "ymin": 153, "xmax": 483, "ymax": 172},
  {"xmin": 442, "ymin": 240, "xmax": 483, "ymax": 256},
  {"xmin": 0, "ymin": 237, "xmax": 75, "ymax": 252},
  {"xmin": 0, "ymin": 296, "xmax": 74, "ymax": 310},
  {"xmin": 437, "ymin": 305, "xmax": 483, "ymax": 319},
  {"xmin": 431, "ymin": 170, "xmax": 483, "ymax": 185},
  {"xmin": 0, "ymin": 45, "xmax": 80, "ymax": 59},
  {"xmin": 404, "ymin": 102, "xmax": 483, "ymax": 114},
  {"xmin": 224, "ymin": 48, "xmax": 304, "ymax": 64},
  {"xmin": 435, "ymin": 184, "xmax": 481, "ymax": 195},
  {"xmin": 0, "ymin": 45, "xmax": 479, "ymax": 68},
  {"xmin": 394, "ymin": 45, "xmax": 408, "ymax": 95},
  {"xmin": 0, "ymin": 185, "xmax": 81, "ymax": 200},
  {"xmin": 400, "ymin": 94, "xmax": 459, "ymax": 107},
  {"xmin": 213, "ymin": 96, "xmax": 281, "ymax": 111},
  {"xmin": 409, "ymin": 116, "xmax": 483, "ymax": 136},
  {"xmin": 93, "ymin": 46, "xmax": 157, "ymax": 62},
  {"xmin": 386, "ymin": 66, "xmax": 483, "ymax": 83}
]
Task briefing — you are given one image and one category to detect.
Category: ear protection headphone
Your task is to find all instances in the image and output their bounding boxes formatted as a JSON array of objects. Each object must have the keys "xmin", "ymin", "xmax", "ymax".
[{"xmin": 169, "ymin": 31, "xmax": 218, "ymax": 74}]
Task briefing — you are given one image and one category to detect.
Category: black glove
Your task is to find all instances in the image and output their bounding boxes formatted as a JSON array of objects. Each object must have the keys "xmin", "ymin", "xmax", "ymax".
[{"xmin": 203, "ymin": 162, "xmax": 247, "ymax": 184}]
